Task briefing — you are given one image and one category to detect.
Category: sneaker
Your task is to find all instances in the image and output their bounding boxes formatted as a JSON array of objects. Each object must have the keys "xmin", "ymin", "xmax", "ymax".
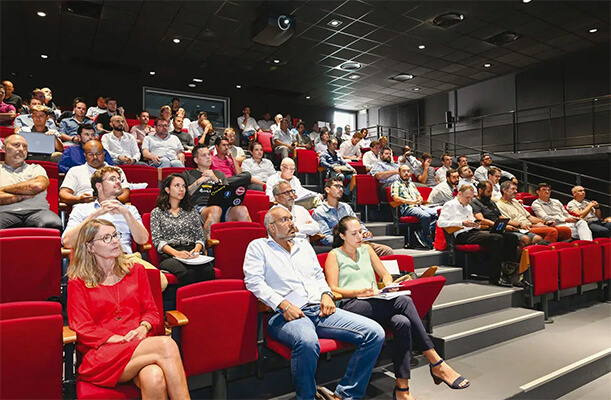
[
  {"xmin": 495, "ymin": 277, "xmax": 513, "ymax": 287},
  {"xmin": 413, "ymin": 230, "xmax": 427, "ymax": 248}
]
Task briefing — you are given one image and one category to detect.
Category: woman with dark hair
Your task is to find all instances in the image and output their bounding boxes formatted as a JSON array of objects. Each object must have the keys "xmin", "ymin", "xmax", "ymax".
[
  {"xmin": 325, "ymin": 216, "xmax": 469, "ymax": 400},
  {"xmin": 67, "ymin": 219, "xmax": 190, "ymax": 398},
  {"xmin": 150, "ymin": 174, "xmax": 213, "ymax": 286}
]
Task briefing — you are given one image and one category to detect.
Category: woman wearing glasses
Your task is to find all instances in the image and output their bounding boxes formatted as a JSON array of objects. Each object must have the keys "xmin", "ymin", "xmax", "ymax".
[
  {"xmin": 325, "ymin": 216, "xmax": 469, "ymax": 400},
  {"xmin": 151, "ymin": 174, "xmax": 213, "ymax": 286},
  {"xmin": 67, "ymin": 219, "xmax": 190, "ymax": 398}
]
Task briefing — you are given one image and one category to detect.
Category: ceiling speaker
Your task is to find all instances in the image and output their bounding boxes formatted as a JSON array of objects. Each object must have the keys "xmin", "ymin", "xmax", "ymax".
[{"xmin": 252, "ymin": 14, "xmax": 296, "ymax": 47}]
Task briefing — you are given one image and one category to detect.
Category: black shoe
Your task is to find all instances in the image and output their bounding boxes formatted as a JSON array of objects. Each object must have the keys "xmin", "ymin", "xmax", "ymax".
[{"xmin": 495, "ymin": 277, "xmax": 513, "ymax": 287}]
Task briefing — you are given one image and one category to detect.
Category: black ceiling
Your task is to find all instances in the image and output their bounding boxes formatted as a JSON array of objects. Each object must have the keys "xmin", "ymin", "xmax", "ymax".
[{"xmin": 2, "ymin": 0, "xmax": 609, "ymax": 110}]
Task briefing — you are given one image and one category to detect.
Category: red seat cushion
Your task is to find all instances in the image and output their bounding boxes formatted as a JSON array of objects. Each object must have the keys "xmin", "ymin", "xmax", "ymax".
[
  {"xmin": 399, "ymin": 216, "xmax": 420, "ymax": 224},
  {"xmin": 456, "ymin": 244, "xmax": 483, "ymax": 252}
]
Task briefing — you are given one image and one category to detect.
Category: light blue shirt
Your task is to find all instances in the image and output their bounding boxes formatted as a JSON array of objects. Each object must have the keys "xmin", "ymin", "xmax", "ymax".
[
  {"xmin": 312, "ymin": 201, "xmax": 369, "ymax": 246},
  {"xmin": 243, "ymin": 237, "xmax": 331, "ymax": 310},
  {"xmin": 14, "ymin": 114, "xmax": 57, "ymax": 130},
  {"xmin": 58, "ymin": 116, "xmax": 97, "ymax": 137},
  {"xmin": 370, "ymin": 160, "xmax": 400, "ymax": 183}
]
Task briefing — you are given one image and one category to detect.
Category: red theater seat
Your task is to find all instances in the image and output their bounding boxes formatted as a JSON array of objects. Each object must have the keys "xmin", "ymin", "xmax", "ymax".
[
  {"xmin": 159, "ymin": 167, "xmax": 190, "ymax": 181},
  {"xmin": 242, "ymin": 191, "xmax": 271, "ymax": 223},
  {"xmin": 530, "ymin": 250, "xmax": 559, "ymax": 297},
  {"xmin": 354, "ymin": 174, "xmax": 379, "ymax": 222},
  {"xmin": 129, "ymin": 188, "xmax": 160, "ymax": 215},
  {"xmin": 29, "ymin": 160, "xmax": 60, "ymax": 180},
  {"xmin": 120, "ymin": 165, "xmax": 159, "ymax": 189},
  {"xmin": 295, "ymin": 149, "xmax": 319, "ymax": 184},
  {"xmin": 557, "ymin": 247, "xmax": 582, "ymax": 290},
  {"xmin": 210, "ymin": 222, "xmax": 267, "ymax": 279},
  {"xmin": 580, "ymin": 243, "xmax": 603, "ymax": 284},
  {"xmin": 417, "ymin": 186, "xmax": 432, "ymax": 202}
]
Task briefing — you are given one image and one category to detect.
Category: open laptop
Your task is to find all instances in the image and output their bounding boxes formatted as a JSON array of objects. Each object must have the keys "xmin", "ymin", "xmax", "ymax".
[
  {"xmin": 20, "ymin": 132, "xmax": 56, "ymax": 155},
  {"xmin": 490, "ymin": 218, "xmax": 510, "ymax": 234},
  {"xmin": 207, "ymin": 183, "xmax": 247, "ymax": 208}
]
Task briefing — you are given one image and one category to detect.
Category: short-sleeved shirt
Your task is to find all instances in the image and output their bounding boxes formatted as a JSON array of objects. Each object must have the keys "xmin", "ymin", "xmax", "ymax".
[
  {"xmin": 211, "ymin": 155, "xmax": 236, "ymax": 178},
  {"xmin": 242, "ymin": 157, "xmax": 276, "ymax": 182},
  {"xmin": 0, "ymin": 102, "xmax": 16, "ymax": 126},
  {"xmin": 471, "ymin": 197, "xmax": 502, "ymax": 221},
  {"xmin": 390, "ymin": 179, "xmax": 421, "ymax": 215},
  {"xmin": 567, "ymin": 199, "xmax": 598, "ymax": 222},
  {"xmin": 58, "ymin": 116, "xmax": 97, "ymax": 138},
  {"xmin": 272, "ymin": 129, "xmax": 294, "ymax": 146},
  {"xmin": 4, "ymin": 94, "xmax": 22, "ymax": 111},
  {"xmin": 101, "ymin": 131, "xmax": 141, "ymax": 162},
  {"xmin": 61, "ymin": 163, "xmax": 128, "ymax": 197},
  {"xmin": 0, "ymin": 162, "xmax": 49, "ymax": 212},
  {"xmin": 414, "ymin": 164, "xmax": 437, "ymax": 186},
  {"xmin": 258, "ymin": 119, "xmax": 274, "ymax": 131},
  {"xmin": 58, "ymin": 145, "xmax": 115, "ymax": 174},
  {"xmin": 142, "ymin": 134, "xmax": 184, "ymax": 160},
  {"xmin": 370, "ymin": 160, "xmax": 400, "ymax": 183},
  {"xmin": 14, "ymin": 114, "xmax": 57, "ymax": 131},
  {"xmin": 182, "ymin": 169, "xmax": 227, "ymax": 207},
  {"xmin": 171, "ymin": 130, "xmax": 194, "ymax": 148},
  {"xmin": 95, "ymin": 111, "xmax": 118, "ymax": 132},
  {"xmin": 129, "ymin": 124, "xmax": 154, "ymax": 142},
  {"xmin": 338, "ymin": 141, "xmax": 361, "ymax": 158}
]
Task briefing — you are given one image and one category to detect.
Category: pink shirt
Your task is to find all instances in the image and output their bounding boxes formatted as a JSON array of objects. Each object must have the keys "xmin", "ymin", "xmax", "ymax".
[
  {"xmin": 211, "ymin": 155, "xmax": 236, "ymax": 177},
  {"xmin": 0, "ymin": 102, "xmax": 16, "ymax": 126}
]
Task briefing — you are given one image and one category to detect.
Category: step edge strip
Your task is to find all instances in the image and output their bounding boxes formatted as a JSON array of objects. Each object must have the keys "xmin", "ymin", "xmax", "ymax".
[
  {"xmin": 440, "ymin": 311, "xmax": 543, "ymax": 341},
  {"xmin": 519, "ymin": 347, "xmax": 611, "ymax": 393},
  {"xmin": 433, "ymin": 289, "xmax": 517, "ymax": 309}
]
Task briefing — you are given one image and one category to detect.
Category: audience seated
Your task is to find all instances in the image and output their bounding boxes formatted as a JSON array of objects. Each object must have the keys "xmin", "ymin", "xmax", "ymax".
[
  {"xmin": 496, "ymin": 181, "xmax": 565, "ymax": 242},
  {"xmin": 338, "ymin": 131, "xmax": 363, "ymax": 161},
  {"xmin": 159, "ymin": 105, "xmax": 172, "ymax": 122},
  {"xmin": 532, "ymin": 183, "xmax": 592, "ymax": 241},
  {"xmin": 292, "ymin": 121, "xmax": 313, "ymax": 150},
  {"xmin": 314, "ymin": 129, "xmax": 330, "ymax": 155},
  {"xmin": 237, "ymin": 106, "xmax": 259, "ymax": 142},
  {"xmin": 309, "ymin": 122, "xmax": 320, "ymax": 143},
  {"xmin": 62, "ymin": 166, "xmax": 167, "ymax": 290},
  {"xmin": 210, "ymin": 136, "xmax": 250, "ymax": 184},
  {"xmin": 340, "ymin": 124, "xmax": 352, "ymax": 142},
  {"xmin": 487, "ymin": 167, "xmax": 502, "ymax": 201},
  {"xmin": 362, "ymin": 140, "xmax": 381, "ymax": 170},
  {"xmin": 435, "ymin": 153, "xmax": 453, "ymax": 183},
  {"xmin": 0, "ymin": 134, "xmax": 62, "ymax": 230},
  {"xmin": 243, "ymin": 206, "xmax": 386, "ymax": 400},
  {"xmin": 13, "ymin": 97, "xmax": 57, "ymax": 133},
  {"xmin": 2, "ymin": 80, "xmax": 22, "ymax": 112},
  {"xmin": 188, "ymin": 111, "xmax": 214, "ymax": 146},
  {"xmin": 95, "ymin": 98, "xmax": 124, "ymax": 133},
  {"xmin": 391, "ymin": 165, "xmax": 438, "ymax": 249},
  {"xmin": 414, "ymin": 152, "xmax": 439, "ymax": 187},
  {"xmin": 183, "ymin": 144, "xmax": 251, "ymax": 240},
  {"xmin": 67, "ymin": 219, "xmax": 189, "ymax": 397},
  {"xmin": 272, "ymin": 181, "xmax": 322, "ymax": 242},
  {"xmin": 212, "ymin": 128, "xmax": 245, "ymax": 163},
  {"xmin": 474, "ymin": 154, "xmax": 517, "ymax": 185},
  {"xmin": 270, "ymin": 113, "xmax": 283, "ymax": 136},
  {"xmin": 456, "ymin": 155, "xmax": 470, "ymax": 170},
  {"xmin": 257, "ymin": 112, "xmax": 274, "ymax": 132},
  {"xmin": 370, "ymin": 146, "xmax": 401, "ymax": 198},
  {"xmin": 58, "ymin": 125, "xmax": 113, "ymax": 173},
  {"xmin": 438, "ymin": 184, "xmax": 513, "ymax": 286},
  {"xmin": 170, "ymin": 108, "xmax": 191, "ymax": 132},
  {"xmin": 568, "ymin": 185, "xmax": 611, "ymax": 238},
  {"xmin": 272, "ymin": 118, "xmax": 295, "ymax": 160},
  {"xmin": 170, "ymin": 97, "xmax": 180, "ymax": 117},
  {"xmin": 313, "ymin": 177, "xmax": 393, "ymax": 257},
  {"xmin": 457, "ymin": 165, "xmax": 478, "ymax": 189},
  {"xmin": 242, "ymin": 141, "xmax": 276, "ymax": 191},
  {"xmin": 429, "ymin": 168, "xmax": 459, "ymax": 207},
  {"xmin": 60, "ymin": 140, "xmax": 129, "ymax": 205},
  {"xmin": 151, "ymin": 174, "xmax": 213, "ymax": 286},
  {"xmin": 359, "ymin": 128, "xmax": 371, "ymax": 148},
  {"xmin": 85, "ymin": 96, "xmax": 107, "ymax": 119},
  {"xmin": 101, "ymin": 115, "xmax": 142, "ymax": 165},
  {"xmin": 320, "ymin": 138, "xmax": 355, "ymax": 196},
  {"xmin": 0, "ymin": 86, "xmax": 16, "ymax": 126},
  {"xmin": 129, "ymin": 110, "xmax": 154, "ymax": 146},
  {"xmin": 471, "ymin": 181, "xmax": 539, "ymax": 268},
  {"xmin": 142, "ymin": 118, "xmax": 185, "ymax": 168},
  {"xmin": 169, "ymin": 115, "xmax": 193, "ymax": 151},
  {"xmin": 58, "ymin": 98, "xmax": 97, "ymax": 145},
  {"xmin": 397, "ymin": 145, "xmax": 420, "ymax": 172},
  {"xmin": 18, "ymin": 104, "xmax": 63, "ymax": 162},
  {"xmin": 266, "ymin": 158, "xmax": 322, "ymax": 209},
  {"xmin": 325, "ymin": 216, "xmax": 469, "ymax": 398}
]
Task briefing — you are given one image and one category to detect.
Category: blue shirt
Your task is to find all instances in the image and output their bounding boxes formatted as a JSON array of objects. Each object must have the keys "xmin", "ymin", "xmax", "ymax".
[
  {"xmin": 14, "ymin": 114, "xmax": 57, "ymax": 130},
  {"xmin": 370, "ymin": 160, "xmax": 400, "ymax": 184},
  {"xmin": 319, "ymin": 150, "xmax": 347, "ymax": 169},
  {"xmin": 312, "ymin": 201, "xmax": 369, "ymax": 246},
  {"xmin": 58, "ymin": 116, "xmax": 97, "ymax": 137},
  {"xmin": 58, "ymin": 145, "xmax": 114, "ymax": 173}
]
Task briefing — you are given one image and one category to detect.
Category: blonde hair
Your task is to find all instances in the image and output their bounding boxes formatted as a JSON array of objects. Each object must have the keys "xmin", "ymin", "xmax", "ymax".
[
  {"xmin": 67, "ymin": 219, "xmax": 132, "ymax": 287},
  {"xmin": 29, "ymin": 104, "xmax": 50, "ymax": 115},
  {"xmin": 159, "ymin": 105, "xmax": 171, "ymax": 119},
  {"xmin": 223, "ymin": 127, "xmax": 235, "ymax": 135}
]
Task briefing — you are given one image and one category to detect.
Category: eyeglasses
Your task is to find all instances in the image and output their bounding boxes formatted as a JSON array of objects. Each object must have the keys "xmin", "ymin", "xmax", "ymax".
[
  {"xmin": 85, "ymin": 152, "xmax": 104, "ymax": 157},
  {"xmin": 281, "ymin": 165, "xmax": 296, "ymax": 171},
  {"xmin": 103, "ymin": 176, "xmax": 120, "ymax": 183},
  {"xmin": 90, "ymin": 231, "xmax": 122, "ymax": 244},
  {"xmin": 278, "ymin": 189, "xmax": 296, "ymax": 196},
  {"xmin": 331, "ymin": 184, "xmax": 344, "ymax": 189},
  {"xmin": 271, "ymin": 216, "xmax": 293, "ymax": 225}
]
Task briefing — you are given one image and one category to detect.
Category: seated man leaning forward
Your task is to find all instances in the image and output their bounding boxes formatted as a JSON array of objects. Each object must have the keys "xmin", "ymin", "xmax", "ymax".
[
  {"xmin": 568, "ymin": 186, "xmax": 611, "ymax": 238},
  {"xmin": 141, "ymin": 118, "xmax": 185, "ymax": 168},
  {"xmin": 243, "ymin": 206, "xmax": 385, "ymax": 400},
  {"xmin": 0, "ymin": 134, "xmax": 62, "ymax": 230},
  {"xmin": 58, "ymin": 124, "xmax": 114, "ymax": 173},
  {"xmin": 62, "ymin": 166, "xmax": 167, "ymax": 290},
  {"xmin": 60, "ymin": 140, "xmax": 130, "ymax": 206},
  {"xmin": 272, "ymin": 180, "xmax": 322, "ymax": 242},
  {"xmin": 266, "ymin": 158, "xmax": 322, "ymax": 210},
  {"xmin": 183, "ymin": 143, "xmax": 251, "ymax": 240},
  {"xmin": 391, "ymin": 164, "xmax": 438, "ymax": 249}
]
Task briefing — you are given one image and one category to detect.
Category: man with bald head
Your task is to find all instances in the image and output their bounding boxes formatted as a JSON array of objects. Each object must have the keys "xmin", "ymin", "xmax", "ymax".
[
  {"xmin": 265, "ymin": 157, "xmax": 322, "ymax": 209},
  {"xmin": 2, "ymin": 80, "xmax": 22, "ymax": 112},
  {"xmin": 101, "ymin": 115, "xmax": 142, "ymax": 165},
  {"xmin": 0, "ymin": 135, "xmax": 62, "ymax": 229},
  {"xmin": 60, "ymin": 140, "xmax": 129, "ymax": 205},
  {"xmin": 272, "ymin": 181, "xmax": 321, "ymax": 242},
  {"xmin": 243, "ymin": 206, "xmax": 385, "ymax": 400},
  {"xmin": 567, "ymin": 186, "xmax": 611, "ymax": 238}
]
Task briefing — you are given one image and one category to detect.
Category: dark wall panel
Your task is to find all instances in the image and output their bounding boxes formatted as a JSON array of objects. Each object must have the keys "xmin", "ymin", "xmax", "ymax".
[{"xmin": 456, "ymin": 74, "xmax": 515, "ymax": 119}]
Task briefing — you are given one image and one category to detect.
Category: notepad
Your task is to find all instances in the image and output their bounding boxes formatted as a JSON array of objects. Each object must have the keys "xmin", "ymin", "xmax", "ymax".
[
  {"xmin": 173, "ymin": 255, "xmax": 214, "ymax": 265},
  {"xmin": 357, "ymin": 290, "xmax": 411, "ymax": 300}
]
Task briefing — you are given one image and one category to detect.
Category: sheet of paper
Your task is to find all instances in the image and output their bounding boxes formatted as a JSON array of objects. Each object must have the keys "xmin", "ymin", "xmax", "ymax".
[
  {"xmin": 285, "ymin": 290, "xmax": 308, "ymax": 309},
  {"xmin": 380, "ymin": 283, "xmax": 402, "ymax": 293},
  {"xmin": 381, "ymin": 259, "xmax": 400, "ymax": 275},
  {"xmin": 173, "ymin": 255, "xmax": 215, "ymax": 265},
  {"xmin": 357, "ymin": 290, "xmax": 411, "ymax": 300}
]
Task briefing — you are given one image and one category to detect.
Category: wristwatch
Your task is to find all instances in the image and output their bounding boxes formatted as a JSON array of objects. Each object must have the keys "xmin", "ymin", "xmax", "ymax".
[{"xmin": 322, "ymin": 291, "xmax": 335, "ymax": 300}]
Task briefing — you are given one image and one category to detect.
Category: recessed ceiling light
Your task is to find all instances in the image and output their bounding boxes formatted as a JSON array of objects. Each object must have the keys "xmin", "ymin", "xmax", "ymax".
[
  {"xmin": 589, "ymin": 28, "xmax": 598, "ymax": 33},
  {"xmin": 40, "ymin": 54, "xmax": 48, "ymax": 59},
  {"xmin": 305, "ymin": 96, "xmax": 311, "ymax": 99},
  {"xmin": 149, "ymin": 71, "xmax": 155, "ymax": 75},
  {"xmin": 348, "ymin": 74, "xmax": 360, "ymax": 79},
  {"xmin": 328, "ymin": 19, "xmax": 342, "ymax": 28},
  {"xmin": 522, "ymin": 0, "xmax": 532, "ymax": 3},
  {"xmin": 173, "ymin": 38, "xmax": 181, "ymax": 44},
  {"xmin": 484, "ymin": 63, "xmax": 491, "ymax": 68},
  {"xmin": 390, "ymin": 73, "xmax": 414, "ymax": 82},
  {"xmin": 432, "ymin": 12, "xmax": 464, "ymax": 28},
  {"xmin": 412, "ymin": 87, "xmax": 421, "ymax": 91},
  {"xmin": 37, "ymin": 11, "xmax": 46, "ymax": 17},
  {"xmin": 418, "ymin": 45, "xmax": 426, "ymax": 49},
  {"xmin": 236, "ymin": 85, "xmax": 242, "ymax": 89},
  {"xmin": 188, "ymin": 83, "xmax": 196, "ymax": 88},
  {"xmin": 485, "ymin": 31, "xmax": 519, "ymax": 46},
  {"xmin": 339, "ymin": 61, "xmax": 362, "ymax": 71},
  {"xmin": 193, "ymin": 78, "xmax": 203, "ymax": 83},
  {"xmin": 273, "ymin": 59, "xmax": 281, "ymax": 64},
  {"xmin": 211, "ymin": 105, "xmax": 216, "ymax": 109}
]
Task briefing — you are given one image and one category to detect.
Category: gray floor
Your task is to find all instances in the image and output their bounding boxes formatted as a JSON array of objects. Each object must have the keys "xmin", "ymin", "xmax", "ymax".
[{"xmin": 557, "ymin": 372, "xmax": 611, "ymax": 400}]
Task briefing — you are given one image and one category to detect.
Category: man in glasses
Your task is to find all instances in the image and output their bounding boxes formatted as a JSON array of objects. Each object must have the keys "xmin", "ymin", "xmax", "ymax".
[
  {"xmin": 60, "ymin": 140, "xmax": 130, "ymax": 205},
  {"xmin": 243, "ymin": 206, "xmax": 385, "ymax": 400},
  {"xmin": 266, "ymin": 158, "xmax": 322, "ymax": 210},
  {"xmin": 62, "ymin": 166, "xmax": 167, "ymax": 290},
  {"xmin": 58, "ymin": 124, "xmax": 114, "ymax": 173}
]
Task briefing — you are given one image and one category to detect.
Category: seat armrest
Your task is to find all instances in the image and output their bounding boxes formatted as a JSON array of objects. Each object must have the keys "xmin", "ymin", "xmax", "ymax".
[
  {"xmin": 63, "ymin": 326, "xmax": 77, "ymax": 344},
  {"xmin": 309, "ymin": 233, "xmax": 326, "ymax": 243},
  {"xmin": 331, "ymin": 291, "xmax": 343, "ymax": 300},
  {"xmin": 443, "ymin": 226, "xmax": 464, "ymax": 234},
  {"xmin": 206, "ymin": 239, "xmax": 219, "ymax": 249},
  {"xmin": 389, "ymin": 200, "xmax": 402, "ymax": 208},
  {"xmin": 165, "ymin": 310, "xmax": 189, "ymax": 328},
  {"xmin": 136, "ymin": 243, "xmax": 152, "ymax": 253}
]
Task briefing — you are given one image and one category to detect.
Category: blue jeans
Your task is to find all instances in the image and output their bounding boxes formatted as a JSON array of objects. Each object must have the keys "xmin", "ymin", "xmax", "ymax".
[
  {"xmin": 268, "ymin": 305, "xmax": 385, "ymax": 400},
  {"xmin": 149, "ymin": 157, "xmax": 184, "ymax": 168},
  {"xmin": 402, "ymin": 205, "xmax": 437, "ymax": 237}
]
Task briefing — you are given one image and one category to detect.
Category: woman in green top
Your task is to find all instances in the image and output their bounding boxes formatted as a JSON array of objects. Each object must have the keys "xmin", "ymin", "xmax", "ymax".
[{"xmin": 325, "ymin": 216, "xmax": 469, "ymax": 400}]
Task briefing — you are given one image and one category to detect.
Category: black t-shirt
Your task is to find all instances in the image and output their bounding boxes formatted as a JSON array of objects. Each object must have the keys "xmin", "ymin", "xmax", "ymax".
[
  {"xmin": 182, "ymin": 169, "xmax": 227, "ymax": 207},
  {"xmin": 172, "ymin": 130, "xmax": 193, "ymax": 147},
  {"xmin": 4, "ymin": 94, "xmax": 22, "ymax": 111},
  {"xmin": 95, "ymin": 111, "xmax": 118, "ymax": 131},
  {"xmin": 471, "ymin": 197, "xmax": 502, "ymax": 220}
]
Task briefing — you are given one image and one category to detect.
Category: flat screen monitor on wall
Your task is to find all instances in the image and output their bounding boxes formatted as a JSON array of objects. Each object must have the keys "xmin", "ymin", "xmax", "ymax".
[{"xmin": 143, "ymin": 87, "xmax": 229, "ymax": 130}]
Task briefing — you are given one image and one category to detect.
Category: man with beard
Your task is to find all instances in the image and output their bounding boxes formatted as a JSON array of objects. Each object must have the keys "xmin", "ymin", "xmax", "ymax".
[
  {"xmin": 101, "ymin": 115, "xmax": 142, "ymax": 165},
  {"xmin": 429, "ymin": 168, "xmax": 459, "ymax": 207},
  {"xmin": 142, "ymin": 118, "xmax": 185, "ymax": 168},
  {"xmin": 370, "ymin": 146, "xmax": 400, "ymax": 198},
  {"xmin": 458, "ymin": 164, "xmax": 478, "ymax": 189}
]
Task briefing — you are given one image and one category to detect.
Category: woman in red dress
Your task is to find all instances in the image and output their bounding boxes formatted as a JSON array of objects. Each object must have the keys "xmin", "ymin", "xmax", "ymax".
[{"xmin": 67, "ymin": 219, "xmax": 190, "ymax": 399}]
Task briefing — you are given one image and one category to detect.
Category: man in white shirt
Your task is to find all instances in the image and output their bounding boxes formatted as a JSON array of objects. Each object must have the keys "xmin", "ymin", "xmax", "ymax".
[
  {"xmin": 429, "ymin": 168, "xmax": 459, "ymax": 207},
  {"xmin": 242, "ymin": 141, "xmax": 276, "ymax": 191},
  {"xmin": 532, "ymin": 183, "xmax": 592, "ymax": 240},
  {"xmin": 59, "ymin": 140, "xmax": 129, "ymax": 205},
  {"xmin": 237, "ymin": 106, "xmax": 259, "ymax": 142},
  {"xmin": 266, "ymin": 158, "xmax": 322, "ymax": 209},
  {"xmin": 243, "ymin": 206, "xmax": 385, "ymax": 400},
  {"xmin": 435, "ymin": 153, "xmax": 453, "ymax": 183},
  {"xmin": 338, "ymin": 131, "xmax": 362, "ymax": 160},
  {"xmin": 487, "ymin": 167, "xmax": 502, "ymax": 201},
  {"xmin": 101, "ymin": 115, "xmax": 142, "ymax": 165},
  {"xmin": 474, "ymin": 154, "xmax": 517, "ymax": 185},
  {"xmin": 272, "ymin": 181, "xmax": 321, "ymax": 241},
  {"xmin": 142, "ymin": 118, "xmax": 185, "ymax": 168},
  {"xmin": 567, "ymin": 186, "xmax": 611, "ymax": 238},
  {"xmin": 397, "ymin": 145, "xmax": 421, "ymax": 173},
  {"xmin": 85, "ymin": 96, "xmax": 107, "ymax": 119},
  {"xmin": 340, "ymin": 124, "xmax": 352, "ymax": 142},
  {"xmin": 438, "ymin": 184, "xmax": 508, "ymax": 286},
  {"xmin": 257, "ymin": 112, "xmax": 274, "ymax": 132},
  {"xmin": 362, "ymin": 140, "xmax": 381, "ymax": 170},
  {"xmin": 272, "ymin": 118, "xmax": 295, "ymax": 160}
]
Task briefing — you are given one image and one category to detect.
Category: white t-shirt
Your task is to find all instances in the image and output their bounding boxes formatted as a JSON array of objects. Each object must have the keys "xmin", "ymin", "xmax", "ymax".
[
  {"xmin": 61, "ymin": 163, "xmax": 128, "ymax": 196},
  {"xmin": 142, "ymin": 134, "xmax": 184, "ymax": 160}
]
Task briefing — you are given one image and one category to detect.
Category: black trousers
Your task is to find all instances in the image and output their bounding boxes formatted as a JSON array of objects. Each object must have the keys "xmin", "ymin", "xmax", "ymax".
[
  {"xmin": 159, "ymin": 244, "xmax": 215, "ymax": 287},
  {"xmin": 341, "ymin": 295, "xmax": 434, "ymax": 379},
  {"xmin": 456, "ymin": 230, "xmax": 506, "ymax": 283}
]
